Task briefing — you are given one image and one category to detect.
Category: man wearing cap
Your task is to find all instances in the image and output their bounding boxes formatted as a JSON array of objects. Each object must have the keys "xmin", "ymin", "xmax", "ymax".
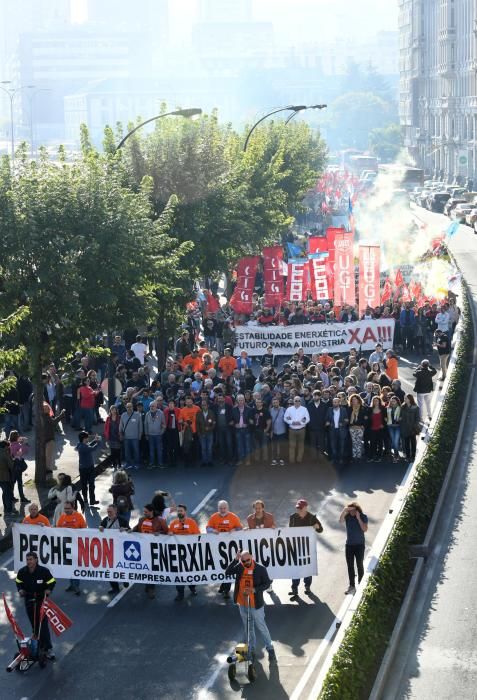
[
  {"xmin": 289, "ymin": 499, "xmax": 323, "ymax": 597},
  {"xmin": 284, "ymin": 397, "xmax": 310, "ymax": 464},
  {"xmin": 225, "ymin": 550, "xmax": 276, "ymax": 662}
]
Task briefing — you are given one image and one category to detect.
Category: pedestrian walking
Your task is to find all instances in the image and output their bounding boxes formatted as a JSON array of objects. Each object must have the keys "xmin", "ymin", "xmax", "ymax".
[
  {"xmin": 168, "ymin": 504, "xmax": 201, "ymax": 601},
  {"xmin": 339, "ymin": 501, "xmax": 368, "ymax": 595},
  {"xmin": 48, "ymin": 473, "xmax": 76, "ymax": 525},
  {"xmin": 289, "ymin": 499, "xmax": 323, "ymax": 597},
  {"xmin": 400, "ymin": 394, "xmax": 421, "ymax": 461},
  {"xmin": 325, "ymin": 397, "xmax": 349, "ymax": 464},
  {"xmin": 413, "ymin": 359, "xmax": 437, "ymax": 423},
  {"xmin": 269, "ymin": 396, "xmax": 287, "ymax": 466},
  {"xmin": 104, "ymin": 405, "xmax": 122, "ymax": 470},
  {"xmin": 347, "ymin": 394, "xmax": 367, "ymax": 460},
  {"xmin": 76, "ymin": 431, "xmax": 101, "ymax": 507},
  {"xmin": 196, "ymin": 398, "xmax": 216, "ymax": 466},
  {"xmin": 0, "ymin": 438, "xmax": 16, "ymax": 516},
  {"xmin": 8, "ymin": 431, "xmax": 30, "ymax": 504},
  {"xmin": 225, "ymin": 550, "xmax": 276, "ymax": 662},
  {"xmin": 144, "ymin": 401, "xmax": 166, "ymax": 468},
  {"xmin": 15, "ymin": 552, "xmax": 56, "ymax": 659}
]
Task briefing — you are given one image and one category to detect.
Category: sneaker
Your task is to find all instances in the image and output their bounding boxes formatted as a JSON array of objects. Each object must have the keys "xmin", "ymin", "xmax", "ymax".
[
  {"xmin": 45, "ymin": 650, "xmax": 56, "ymax": 661},
  {"xmin": 289, "ymin": 588, "xmax": 298, "ymax": 597},
  {"xmin": 345, "ymin": 586, "xmax": 356, "ymax": 595},
  {"xmin": 271, "ymin": 460, "xmax": 278, "ymax": 467},
  {"xmin": 74, "ymin": 589, "xmax": 81, "ymax": 596},
  {"xmin": 279, "ymin": 460, "xmax": 285, "ymax": 466},
  {"xmin": 304, "ymin": 587, "xmax": 312, "ymax": 596},
  {"xmin": 190, "ymin": 589, "xmax": 198, "ymax": 596}
]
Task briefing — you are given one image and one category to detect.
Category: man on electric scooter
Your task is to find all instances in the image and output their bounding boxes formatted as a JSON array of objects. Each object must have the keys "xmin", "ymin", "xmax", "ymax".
[
  {"xmin": 225, "ymin": 550, "xmax": 276, "ymax": 663},
  {"xmin": 15, "ymin": 551, "xmax": 56, "ymax": 659}
]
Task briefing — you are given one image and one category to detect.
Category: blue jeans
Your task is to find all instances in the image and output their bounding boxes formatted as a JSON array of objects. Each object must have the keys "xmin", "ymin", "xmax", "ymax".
[
  {"xmin": 148, "ymin": 434, "xmax": 163, "ymax": 466},
  {"xmin": 235, "ymin": 429, "xmax": 251, "ymax": 462},
  {"xmin": 124, "ymin": 439, "xmax": 140, "ymax": 467},
  {"xmin": 199, "ymin": 432, "xmax": 214, "ymax": 464},
  {"xmin": 329, "ymin": 427, "xmax": 348, "ymax": 462},
  {"xmin": 238, "ymin": 604, "xmax": 273, "ymax": 652},
  {"xmin": 387, "ymin": 425, "xmax": 401, "ymax": 453},
  {"xmin": 80, "ymin": 407, "xmax": 94, "ymax": 432}
]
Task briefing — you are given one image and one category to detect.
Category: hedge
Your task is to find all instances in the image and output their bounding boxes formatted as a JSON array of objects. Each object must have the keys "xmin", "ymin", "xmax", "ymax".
[{"xmin": 319, "ymin": 291, "xmax": 474, "ymax": 700}]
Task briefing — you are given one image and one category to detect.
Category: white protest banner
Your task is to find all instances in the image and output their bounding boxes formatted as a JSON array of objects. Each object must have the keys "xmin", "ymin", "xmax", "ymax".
[
  {"xmin": 235, "ymin": 319, "xmax": 395, "ymax": 356},
  {"xmin": 13, "ymin": 524, "xmax": 317, "ymax": 587}
]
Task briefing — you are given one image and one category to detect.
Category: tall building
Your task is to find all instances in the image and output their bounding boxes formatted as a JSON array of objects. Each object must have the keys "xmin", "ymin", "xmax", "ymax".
[
  {"xmin": 198, "ymin": 0, "xmax": 252, "ymax": 23},
  {"xmin": 399, "ymin": 0, "xmax": 477, "ymax": 186},
  {"xmin": 86, "ymin": 0, "xmax": 168, "ymax": 38}
]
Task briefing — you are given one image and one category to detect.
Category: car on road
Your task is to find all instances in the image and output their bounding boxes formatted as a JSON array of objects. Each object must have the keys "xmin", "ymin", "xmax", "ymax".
[
  {"xmin": 451, "ymin": 203, "xmax": 474, "ymax": 222},
  {"xmin": 410, "ymin": 186, "xmax": 423, "ymax": 203},
  {"xmin": 427, "ymin": 191, "xmax": 451, "ymax": 213},
  {"xmin": 417, "ymin": 189, "xmax": 433, "ymax": 207},
  {"xmin": 445, "ymin": 197, "xmax": 468, "ymax": 216}
]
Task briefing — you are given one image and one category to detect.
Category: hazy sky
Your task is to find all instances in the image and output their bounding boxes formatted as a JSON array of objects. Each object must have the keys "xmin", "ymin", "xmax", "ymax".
[{"xmin": 73, "ymin": 0, "xmax": 398, "ymax": 45}]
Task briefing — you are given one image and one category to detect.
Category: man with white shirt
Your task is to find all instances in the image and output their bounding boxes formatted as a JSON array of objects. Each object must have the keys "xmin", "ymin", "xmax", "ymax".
[
  {"xmin": 368, "ymin": 344, "xmax": 384, "ymax": 368},
  {"xmin": 131, "ymin": 335, "xmax": 148, "ymax": 365},
  {"xmin": 435, "ymin": 307, "xmax": 450, "ymax": 334},
  {"xmin": 284, "ymin": 397, "xmax": 310, "ymax": 464}
]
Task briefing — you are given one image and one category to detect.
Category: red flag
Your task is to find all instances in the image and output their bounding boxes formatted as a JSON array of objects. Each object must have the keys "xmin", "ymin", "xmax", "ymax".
[
  {"xmin": 381, "ymin": 277, "xmax": 392, "ymax": 304},
  {"xmin": 262, "ymin": 246, "xmax": 284, "ymax": 308},
  {"xmin": 39, "ymin": 597, "xmax": 73, "ymax": 637},
  {"xmin": 394, "ymin": 268, "xmax": 403, "ymax": 287},
  {"xmin": 359, "ymin": 245, "xmax": 381, "ymax": 315},
  {"xmin": 230, "ymin": 256, "xmax": 259, "ymax": 314},
  {"xmin": 308, "ymin": 236, "xmax": 328, "ymax": 255},
  {"xmin": 333, "ymin": 231, "xmax": 355, "ymax": 306},
  {"xmin": 401, "ymin": 284, "xmax": 411, "ymax": 303},
  {"xmin": 204, "ymin": 290, "xmax": 220, "ymax": 313},
  {"xmin": 287, "ymin": 260, "xmax": 308, "ymax": 302},
  {"xmin": 2, "ymin": 593, "xmax": 25, "ymax": 640},
  {"xmin": 308, "ymin": 254, "xmax": 330, "ymax": 301}
]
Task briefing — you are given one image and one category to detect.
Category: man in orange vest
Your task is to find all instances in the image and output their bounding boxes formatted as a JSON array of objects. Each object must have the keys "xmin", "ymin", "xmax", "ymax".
[
  {"xmin": 132, "ymin": 504, "xmax": 168, "ymax": 599},
  {"xmin": 207, "ymin": 500, "xmax": 242, "ymax": 598},
  {"xmin": 57, "ymin": 500, "xmax": 86, "ymax": 596},
  {"xmin": 168, "ymin": 503, "xmax": 200, "ymax": 601},
  {"xmin": 225, "ymin": 550, "xmax": 276, "ymax": 662}
]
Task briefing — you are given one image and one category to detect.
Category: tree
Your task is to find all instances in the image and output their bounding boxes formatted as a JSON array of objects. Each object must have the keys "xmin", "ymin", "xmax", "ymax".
[
  {"xmin": 0, "ymin": 308, "xmax": 29, "ymax": 408},
  {"xmin": 369, "ymin": 123, "xmax": 402, "ymax": 162},
  {"xmin": 328, "ymin": 92, "xmax": 397, "ymax": 151},
  {"xmin": 0, "ymin": 141, "xmax": 191, "ymax": 482},
  {"xmin": 119, "ymin": 109, "xmax": 327, "ymax": 280}
]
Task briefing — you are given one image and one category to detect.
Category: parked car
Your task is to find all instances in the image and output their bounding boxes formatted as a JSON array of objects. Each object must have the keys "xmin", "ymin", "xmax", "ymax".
[
  {"xmin": 410, "ymin": 186, "xmax": 423, "ymax": 203},
  {"xmin": 417, "ymin": 189, "xmax": 433, "ymax": 207},
  {"xmin": 427, "ymin": 192, "xmax": 451, "ymax": 213},
  {"xmin": 451, "ymin": 203, "xmax": 474, "ymax": 222}
]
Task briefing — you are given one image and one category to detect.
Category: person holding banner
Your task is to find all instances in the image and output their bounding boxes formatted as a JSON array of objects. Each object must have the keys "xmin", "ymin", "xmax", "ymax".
[
  {"xmin": 207, "ymin": 500, "xmax": 243, "ymax": 598},
  {"xmin": 289, "ymin": 499, "xmax": 323, "ymax": 598},
  {"xmin": 16, "ymin": 551, "xmax": 56, "ymax": 659},
  {"xmin": 57, "ymin": 501, "xmax": 87, "ymax": 596},
  {"xmin": 169, "ymin": 504, "xmax": 201, "ymax": 601}
]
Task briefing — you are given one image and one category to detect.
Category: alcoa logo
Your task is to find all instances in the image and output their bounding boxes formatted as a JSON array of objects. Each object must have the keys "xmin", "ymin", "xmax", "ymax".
[{"xmin": 123, "ymin": 541, "xmax": 141, "ymax": 562}]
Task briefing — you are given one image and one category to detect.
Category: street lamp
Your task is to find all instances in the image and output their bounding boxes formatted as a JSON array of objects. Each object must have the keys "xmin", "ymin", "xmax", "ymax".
[
  {"xmin": 0, "ymin": 81, "xmax": 36, "ymax": 163},
  {"xmin": 243, "ymin": 104, "xmax": 327, "ymax": 151},
  {"xmin": 115, "ymin": 107, "xmax": 203, "ymax": 151}
]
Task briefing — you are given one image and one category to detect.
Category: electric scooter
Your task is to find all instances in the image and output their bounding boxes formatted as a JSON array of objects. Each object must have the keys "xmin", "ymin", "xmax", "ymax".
[{"xmin": 226, "ymin": 594, "xmax": 256, "ymax": 683}]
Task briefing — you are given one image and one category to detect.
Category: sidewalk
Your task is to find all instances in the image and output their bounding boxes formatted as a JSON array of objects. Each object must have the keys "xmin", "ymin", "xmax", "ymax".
[{"xmin": 0, "ymin": 420, "xmax": 109, "ymax": 551}]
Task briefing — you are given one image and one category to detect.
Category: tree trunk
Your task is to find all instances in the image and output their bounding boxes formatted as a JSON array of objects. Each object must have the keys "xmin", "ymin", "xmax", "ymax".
[
  {"xmin": 156, "ymin": 311, "xmax": 167, "ymax": 370},
  {"xmin": 31, "ymin": 349, "xmax": 47, "ymax": 485}
]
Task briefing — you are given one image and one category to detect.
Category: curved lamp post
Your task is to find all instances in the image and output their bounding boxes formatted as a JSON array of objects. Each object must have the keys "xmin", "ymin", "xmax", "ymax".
[
  {"xmin": 115, "ymin": 107, "xmax": 203, "ymax": 151},
  {"xmin": 243, "ymin": 103, "xmax": 327, "ymax": 151}
]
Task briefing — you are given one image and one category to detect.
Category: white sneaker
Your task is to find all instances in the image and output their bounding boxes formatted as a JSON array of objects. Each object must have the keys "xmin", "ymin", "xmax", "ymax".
[{"xmin": 271, "ymin": 460, "xmax": 278, "ymax": 466}]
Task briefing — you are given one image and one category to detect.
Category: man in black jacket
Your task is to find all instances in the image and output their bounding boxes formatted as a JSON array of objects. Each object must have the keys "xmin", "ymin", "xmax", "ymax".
[
  {"xmin": 99, "ymin": 504, "xmax": 130, "ymax": 594},
  {"xmin": 225, "ymin": 550, "xmax": 276, "ymax": 662},
  {"xmin": 413, "ymin": 359, "xmax": 437, "ymax": 423},
  {"xmin": 16, "ymin": 552, "xmax": 56, "ymax": 658},
  {"xmin": 307, "ymin": 390, "xmax": 328, "ymax": 457}
]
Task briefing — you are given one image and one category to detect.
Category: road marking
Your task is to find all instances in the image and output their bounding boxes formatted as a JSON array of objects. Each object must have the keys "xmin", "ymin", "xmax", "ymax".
[
  {"xmin": 399, "ymin": 357, "xmax": 414, "ymax": 365},
  {"xmin": 107, "ymin": 582, "xmax": 134, "ymax": 609},
  {"xmin": 107, "ymin": 488, "xmax": 217, "ymax": 609},
  {"xmin": 400, "ymin": 377, "xmax": 415, "ymax": 390},
  {"xmin": 191, "ymin": 489, "xmax": 217, "ymax": 515},
  {"xmin": 195, "ymin": 654, "xmax": 228, "ymax": 700},
  {"xmin": 0, "ymin": 554, "xmax": 14, "ymax": 572}
]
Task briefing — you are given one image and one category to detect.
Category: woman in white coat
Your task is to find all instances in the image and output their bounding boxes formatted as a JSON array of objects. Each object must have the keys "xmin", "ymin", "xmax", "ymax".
[{"xmin": 48, "ymin": 473, "xmax": 76, "ymax": 525}]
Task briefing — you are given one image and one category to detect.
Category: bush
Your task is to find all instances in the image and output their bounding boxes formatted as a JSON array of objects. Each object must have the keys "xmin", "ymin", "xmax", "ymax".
[{"xmin": 319, "ymin": 293, "xmax": 473, "ymax": 699}]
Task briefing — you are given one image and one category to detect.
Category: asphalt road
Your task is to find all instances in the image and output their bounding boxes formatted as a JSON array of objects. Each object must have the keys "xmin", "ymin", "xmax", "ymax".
[
  {"xmin": 0, "ymin": 319, "xmax": 438, "ymax": 700},
  {"xmin": 378, "ymin": 207, "xmax": 477, "ymax": 700}
]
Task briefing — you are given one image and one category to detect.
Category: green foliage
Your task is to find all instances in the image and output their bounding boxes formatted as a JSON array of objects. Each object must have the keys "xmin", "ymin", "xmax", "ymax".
[
  {"xmin": 119, "ymin": 109, "xmax": 327, "ymax": 277},
  {"xmin": 328, "ymin": 92, "xmax": 398, "ymax": 151},
  {"xmin": 369, "ymin": 124, "xmax": 402, "ymax": 163},
  {"xmin": 0, "ymin": 307, "xmax": 29, "ymax": 408},
  {"xmin": 319, "ymin": 294, "xmax": 473, "ymax": 700}
]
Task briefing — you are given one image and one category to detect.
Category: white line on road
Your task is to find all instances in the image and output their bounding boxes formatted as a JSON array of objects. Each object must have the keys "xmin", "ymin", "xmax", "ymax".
[
  {"xmin": 0, "ymin": 554, "xmax": 13, "ymax": 572},
  {"xmin": 399, "ymin": 357, "xmax": 414, "ymax": 365},
  {"xmin": 107, "ymin": 488, "xmax": 218, "ymax": 609},
  {"xmin": 191, "ymin": 489, "xmax": 217, "ymax": 516},
  {"xmin": 195, "ymin": 654, "xmax": 228, "ymax": 700}
]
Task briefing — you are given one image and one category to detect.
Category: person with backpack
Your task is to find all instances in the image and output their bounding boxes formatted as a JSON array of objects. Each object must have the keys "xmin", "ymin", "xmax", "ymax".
[
  {"xmin": 109, "ymin": 469, "xmax": 135, "ymax": 525},
  {"xmin": 76, "ymin": 431, "xmax": 101, "ymax": 507}
]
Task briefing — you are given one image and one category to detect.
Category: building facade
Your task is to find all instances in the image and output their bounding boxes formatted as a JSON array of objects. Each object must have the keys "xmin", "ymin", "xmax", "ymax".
[{"xmin": 399, "ymin": 0, "xmax": 477, "ymax": 186}]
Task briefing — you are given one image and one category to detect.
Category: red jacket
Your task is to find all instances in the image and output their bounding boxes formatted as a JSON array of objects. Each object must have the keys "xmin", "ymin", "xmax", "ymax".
[
  {"xmin": 104, "ymin": 415, "xmax": 120, "ymax": 441},
  {"xmin": 164, "ymin": 407, "xmax": 181, "ymax": 430}
]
